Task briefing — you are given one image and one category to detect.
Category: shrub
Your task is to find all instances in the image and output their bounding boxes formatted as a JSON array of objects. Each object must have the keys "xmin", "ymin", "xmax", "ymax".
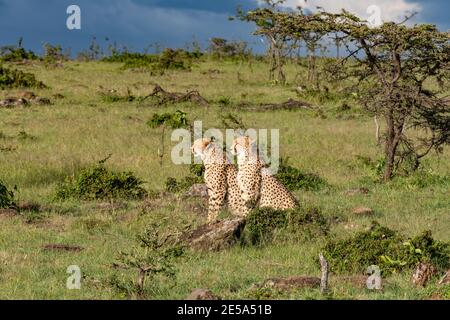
[
  {"xmin": 0, "ymin": 64, "xmax": 46, "ymax": 89},
  {"xmin": 0, "ymin": 46, "xmax": 38, "ymax": 62},
  {"xmin": 208, "ymin": 38, "xmax": 251, "ymax": 60},
  {"xmin": 243, "ymin": 206, "xmax": 329, "ymax": 245},
  {"xmin": 0, "ymin": 179, "xmax": 15, "ymax": 209},
  {"xmin": 103, "ymin": 48, "xmax": 194, "ymax": 71},
  {"xmin": 323, "ymin": 221, "xmax": 450, "ymax": 275},
  {"xmin": 112, "ymin": 222, "xmax": 184, "ymax": 297},
  {"xmin": 43, "ymin": 43, "xmax": 67, "ymax": 64},
  {"xmin": 56, "ymin": 163, "xmax": 147, "ymax": 200},
  {"xmin": 147, "ymin": 110, "xmax": 188, "ymax": 129},
  {"xmin": 275, "ymin": 158, "xmax": 328, "ymax": 191}
]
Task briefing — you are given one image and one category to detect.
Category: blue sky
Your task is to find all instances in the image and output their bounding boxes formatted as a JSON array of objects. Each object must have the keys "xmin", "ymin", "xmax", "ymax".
[{"xmin": 0, "ymin": 0, "xmax": 448, "ymax": 56}]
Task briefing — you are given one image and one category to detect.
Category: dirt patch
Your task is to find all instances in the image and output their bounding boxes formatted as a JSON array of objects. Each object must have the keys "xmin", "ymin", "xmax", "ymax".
[
  {"xmin": 352, "ymin": 206, "xmax": 375, "ymax": 216},
  {"xmin": 42, "ymin": 244, "xmax": 84, "ymax": 252},
  {"xmin": 345, "ymin": 188, "xmax": 369, "ymax": 196},
  {"xmin": 96, "ymin": 201, "xmax": 127, "ymax": 211},
  {"xmin": 258, "ymin": 276, "xmax": 321, "ymax": 290},
  {"xmin": 0, "ymin": 208, "xmax": 19, "ymax": 219},
  {"xmin": 186, "ymin": 288, "xmax": 221, "ymax": 300},
  {"xmin": 333, "ymin": 275, "xmax": 369, "ymax": 289},
  {"xmin": 238, "ymin": 98, "xmax": 314, "ymax": 112}
]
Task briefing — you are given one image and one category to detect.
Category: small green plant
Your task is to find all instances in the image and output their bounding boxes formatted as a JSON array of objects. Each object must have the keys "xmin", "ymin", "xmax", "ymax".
[
  {"xmin": 0, "ymin": 64, "xmax": 46, "ymax": 89},
  {"xmin": 243, "ymin": 206, "xmax": 329, "ymax": 245},
  {"xmin": 56, "ymin": 159, "xmax": 147, "ymax": 200},
  {"xmin": 0, "ymin": 179, "xmax": 16, "ymax": 209},
  {"xmin": 323, "ymin": 221, "xmax": 450, "ymax": 275},
  {"xmin": 275, "ymin": 157, "xmax": 328, "ymax": 191},
  {"xmin": 112, "ymin": 222, "xmax": 184, "ymax": 297},
  {"xmin": 217, "ymin": 96, "xmax": 231, "ymax": 106},
  {"xmin": 17, "ymin": 131, "xmax": 36, "ymax": 141},
  {"xmin": 147, "ymin": 110, "xmax": 188, "ymax": 129},
  {"xmin": 147, "ymin": 110, "xmax": 189, "ymax": 167}
]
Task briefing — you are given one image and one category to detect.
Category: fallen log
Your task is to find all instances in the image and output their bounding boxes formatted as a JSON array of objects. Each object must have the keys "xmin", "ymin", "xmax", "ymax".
[
  {"xmin": 238, "ymin": 98, "xmax": 314, "ymax": 111},
  {"xmin": 142, "ymin": 84, "xmax": 209, "ymax": 107}
]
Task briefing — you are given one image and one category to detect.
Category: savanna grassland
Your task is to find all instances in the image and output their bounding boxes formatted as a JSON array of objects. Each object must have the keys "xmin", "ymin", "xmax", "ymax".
[{"xmin": 0, "ymin": 56, "xmax": 449, "ymax": 300}]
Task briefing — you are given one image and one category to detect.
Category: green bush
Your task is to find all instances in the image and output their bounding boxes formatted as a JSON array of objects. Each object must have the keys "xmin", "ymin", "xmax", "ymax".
[
  {"xmin": 323, "ymin": 221, "xmax": 450, "ymax": 275},
  {"xmin": 0, "ymin": 64, "xmax": 46, "ymax": 89},
  {"xmin": 243, "ymin": 206, "xmax": 329, "ymax": 245},
  {"xmin": 0, "ymin": 46, "xmax": 38, "ymax": 62},
  {"xmin": 275, "ymin": 158, "xmax": 328, "ymax": 191},
  {"xmin": 43, "ymin": 43, "xmax": 67, "ymax": 64},
  {"xmin": 56, "ymin": 164, "xmax": 147, "ymax": 200},
  {"xmin": 147, "ymin": 110, "xmax": 188, "ymax": 129},
  {"xmin": 103, "ymin": 49, "xmax": 195, "ymax": 71},
  {"xmin": 0, "ymin": 179, "xmax": 15, "ymax": 209}
]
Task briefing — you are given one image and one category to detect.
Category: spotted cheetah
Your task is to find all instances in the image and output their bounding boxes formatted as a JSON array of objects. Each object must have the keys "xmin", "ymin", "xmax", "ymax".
[
  {"xmin": 231, "ymin": 136, "xmax": 298, "ymax": 211},
  {"xmin": 191, "ymin": 138, "xmax": 248, "ymax": 222}
]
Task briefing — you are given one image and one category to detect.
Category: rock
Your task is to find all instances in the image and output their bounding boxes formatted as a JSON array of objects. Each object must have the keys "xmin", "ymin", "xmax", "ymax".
[
  {"xmin": 438, "ymin": 269, "xmax": 450, "ymax": 285},
  {"xmin": 352, "ymin": 206, "xmax": 374, "ymax": 216},
  {"xmin": 0, "ymin": 97, "xmax": 28, "ymax": 108},
  {"xmin": 254, "ymin": 276, "xmax": 321, "ymax": 291},
  {"xmin": 345, "ymin": 188, "xmax": 369, "ymax": 196},
  {"xmin": 411, "ymin": 262, "xmax": 437, "ymax": 287},
  {"xmin": 186, "ymin": 289, "xmax": 220, "ymax": 300},
  {"xmin": 185, "ymin": 184, "xmax": 208, "ymax": 198},
  {"xmin": 180, "ymin": 217, "xmax": 246, "ymax": 251}
]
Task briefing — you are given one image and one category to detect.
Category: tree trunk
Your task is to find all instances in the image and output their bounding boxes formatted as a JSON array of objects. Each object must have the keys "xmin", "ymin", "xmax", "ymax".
[{"xmin": 383, "ymin": 111, "xmax": 401, "ymax": 181}]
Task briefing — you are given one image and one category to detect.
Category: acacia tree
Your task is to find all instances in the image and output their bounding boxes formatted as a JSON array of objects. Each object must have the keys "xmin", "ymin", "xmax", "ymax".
[
  {"xmin": 238, "ymin": 0, "xmax": 299, "ymax": 84},
  {"xmin": 307, "ymin": 11, "xmax": 450, "ymax": 180}
]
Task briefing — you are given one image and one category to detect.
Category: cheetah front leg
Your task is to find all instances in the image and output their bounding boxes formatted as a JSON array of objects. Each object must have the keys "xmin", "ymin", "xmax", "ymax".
[{"xmin": 205, "ymin": 168, "xmax": 227, "ymax": 223}]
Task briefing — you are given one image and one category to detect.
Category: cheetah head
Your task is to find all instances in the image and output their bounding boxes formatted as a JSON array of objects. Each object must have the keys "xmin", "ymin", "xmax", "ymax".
[
  {"xmin": 191, "ymin": 137, "xmax": 226, "ymax": 164},
  {"xmin": 231, "ymin": 136, "xmax": 258, "ymax": 163}
]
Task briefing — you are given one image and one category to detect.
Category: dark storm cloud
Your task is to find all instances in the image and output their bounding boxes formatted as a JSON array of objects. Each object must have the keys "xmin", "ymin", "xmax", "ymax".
[
  {"xmin": 0, "ymin": 0, "xmax": 447, "ymax": 56},
  {"xmin": 131, "ymin": 0, "xmax": 260, "ymax": 14}
]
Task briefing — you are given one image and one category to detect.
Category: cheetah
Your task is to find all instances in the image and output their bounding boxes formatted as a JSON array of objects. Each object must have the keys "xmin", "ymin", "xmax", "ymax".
[
  {"xmin": 191, "ymin": 138, "xmax": 248, "ymax": 222},
  {"xmin": 231, "ymin": 136, "xmax": 298, "ymax": 211}
]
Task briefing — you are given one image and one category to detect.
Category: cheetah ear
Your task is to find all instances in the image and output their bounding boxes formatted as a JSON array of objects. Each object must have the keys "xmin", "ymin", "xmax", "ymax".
[{"xmin": 244, "ymin": 136, "xmax": 256, "ymax": 148}]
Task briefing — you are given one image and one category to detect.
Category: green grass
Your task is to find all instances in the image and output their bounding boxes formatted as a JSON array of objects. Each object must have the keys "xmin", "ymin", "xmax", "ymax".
[{"xmin": 0, "ymin": 58, "xmax": 449, "ymax": 300}]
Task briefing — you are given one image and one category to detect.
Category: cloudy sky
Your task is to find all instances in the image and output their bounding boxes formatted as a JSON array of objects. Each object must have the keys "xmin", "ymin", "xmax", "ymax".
[{"xmin": 0, "ymin": 0, "xmax": 448, "ymax": 55}]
